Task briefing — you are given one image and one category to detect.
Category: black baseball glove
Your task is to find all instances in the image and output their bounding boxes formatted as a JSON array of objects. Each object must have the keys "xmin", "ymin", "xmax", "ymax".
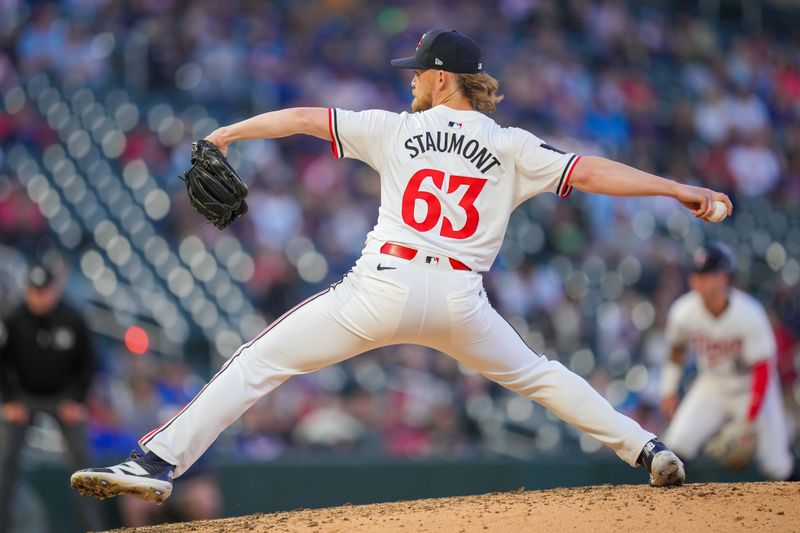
[{"xmin": 180, "ymin": 140, "xmax": 248, "ymax": 229}]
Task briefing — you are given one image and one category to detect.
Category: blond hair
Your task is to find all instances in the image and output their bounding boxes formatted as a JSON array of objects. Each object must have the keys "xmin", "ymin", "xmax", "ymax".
[{"xmin": 457, "ymin": 72, "xmax": 504, "ymax": 113}]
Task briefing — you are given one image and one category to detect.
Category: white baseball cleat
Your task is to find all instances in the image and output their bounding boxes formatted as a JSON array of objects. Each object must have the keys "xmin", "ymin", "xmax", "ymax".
[
  {"xmin": 70, "ymin": 450, "xmax": 175, "ymax": 504},
  {"xmin": 639, "ymin": 439, "xmax": 686, "ymax": 487}
]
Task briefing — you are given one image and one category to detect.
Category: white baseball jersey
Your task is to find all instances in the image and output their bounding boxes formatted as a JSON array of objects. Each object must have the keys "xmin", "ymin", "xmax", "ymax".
[
  {"xmin": 328, "ymin": 106, "xmax": 580, "ymax": 271},
  {"xmin": 665, "ymin": 288, "xmax": 774, "ymax": 378},
  {"xmin": 138, "ymin": 105, "xmax": 656, "ymax": 481},
  {"xmin": 663, "ymin": 288, "xmax": 794, "ymax": 479}
]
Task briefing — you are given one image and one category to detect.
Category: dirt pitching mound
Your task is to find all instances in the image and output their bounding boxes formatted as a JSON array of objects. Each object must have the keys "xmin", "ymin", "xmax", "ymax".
[{"xmin": 109, "ymin": 482, "xmax": 799, "ymax": 532}]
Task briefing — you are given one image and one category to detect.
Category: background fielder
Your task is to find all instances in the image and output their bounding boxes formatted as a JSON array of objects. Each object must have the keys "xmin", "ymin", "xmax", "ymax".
[
  {"xmin": 661, "ymin": 242, "xmax": 795, "ymax": 480},
  {"xmin": 69, "ymin": 27, "xmax": 738, "ymax": 502}
]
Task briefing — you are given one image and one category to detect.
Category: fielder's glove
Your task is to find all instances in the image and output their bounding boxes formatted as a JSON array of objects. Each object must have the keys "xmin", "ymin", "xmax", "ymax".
[
  {"xmin": 180, "ymin": 140, "xmax": 248, "ymax": 229},
  {"xmin": 703, "ymin": 419, "xmax": 756, "ymax": 470}
]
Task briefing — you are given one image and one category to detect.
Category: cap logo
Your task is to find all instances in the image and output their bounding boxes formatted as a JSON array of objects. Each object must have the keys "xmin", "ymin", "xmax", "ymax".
[
  {"xmin": 693, "ymin": 249, "xmax": 707, "ymax": 269},
  {"xmin": 416, "ymin": 33, "xmax": 426, "ymax": 51},
  {"xmin": 477, "ymin": 62, "xmax": 482, "ymax": 70},
  {"xmin": 434, "ymin": 58, "xmax": 443, "ymax": 66}
]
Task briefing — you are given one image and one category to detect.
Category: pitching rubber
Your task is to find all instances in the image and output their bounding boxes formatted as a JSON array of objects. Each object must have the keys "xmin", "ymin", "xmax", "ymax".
[
  {"xmin": 649, "ymin": 450, "xmax": 686, "ymax": 487},
  {"xmin": 70, "ymin": 471, "xmax": 172, "ymax": 504}
]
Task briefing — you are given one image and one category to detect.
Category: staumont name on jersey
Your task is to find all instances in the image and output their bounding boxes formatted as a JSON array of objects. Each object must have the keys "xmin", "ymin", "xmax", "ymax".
[{"xmin": 404, "ymin": 131, "xmax": 502, "ymax": 173}]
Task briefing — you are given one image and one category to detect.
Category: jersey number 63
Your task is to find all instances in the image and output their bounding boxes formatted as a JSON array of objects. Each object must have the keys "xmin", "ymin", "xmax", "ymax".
[{"xmin": 401, "ymin": 168, "xmax": 487, "ymax": 240}]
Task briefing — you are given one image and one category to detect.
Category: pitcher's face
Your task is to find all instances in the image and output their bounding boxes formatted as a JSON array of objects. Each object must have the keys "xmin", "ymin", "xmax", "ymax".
[{"xmin": 411, "ymin": 69, "xmax": 434, "ymax": 112}]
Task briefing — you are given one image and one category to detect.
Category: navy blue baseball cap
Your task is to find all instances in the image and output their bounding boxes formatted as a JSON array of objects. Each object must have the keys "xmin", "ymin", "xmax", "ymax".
[
  {"xmin": 391, "ymin": 29, "xmax": 484, "ymax": 74},
  {"xmin": 692, "ymin": 241, "xmax": 735, "ymax": 273}
]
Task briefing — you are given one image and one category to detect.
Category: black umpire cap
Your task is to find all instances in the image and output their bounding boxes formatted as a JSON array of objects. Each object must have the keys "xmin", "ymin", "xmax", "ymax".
[
  {"xmin": 692, "ymin": 241, "xmax": 735, "ymax": 274},
  {"xmin": 26, "ymin": 262, "xmax": 56, "ymax": 288},
  {"xmin": 391, "ymin": 29, "xmax": 484, "ymax": 74}
]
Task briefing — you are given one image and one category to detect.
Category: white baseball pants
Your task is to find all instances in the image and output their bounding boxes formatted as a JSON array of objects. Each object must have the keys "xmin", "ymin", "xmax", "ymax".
[
  {"xmin": 663, "ymin": 373, "xmax": 794, "ymax": 480},
  {"xmin": 141, "ymin": 245, "xmax": 655, "ymax": 477}
]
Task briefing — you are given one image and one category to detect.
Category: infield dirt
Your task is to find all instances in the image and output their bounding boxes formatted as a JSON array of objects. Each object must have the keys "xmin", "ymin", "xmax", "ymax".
[{"xmin": 106, "ymin": 481, "xmax": 799, "ymax": 532}]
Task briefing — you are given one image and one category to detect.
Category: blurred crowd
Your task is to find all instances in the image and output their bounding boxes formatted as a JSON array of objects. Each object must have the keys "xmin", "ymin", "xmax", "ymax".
[{"xmin": 0, "ymin": 0, "xmax": 799, "ymax": 474}]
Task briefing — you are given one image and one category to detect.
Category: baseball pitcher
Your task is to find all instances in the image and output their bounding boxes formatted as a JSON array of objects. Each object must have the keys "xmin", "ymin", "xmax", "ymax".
[
  {"xmin": 71, "ymin": 28, "xmax": 734, "ymax": 503},
  {"xmin": 661, "ymin": 242, "xmax": 795, "ymax": 480}
]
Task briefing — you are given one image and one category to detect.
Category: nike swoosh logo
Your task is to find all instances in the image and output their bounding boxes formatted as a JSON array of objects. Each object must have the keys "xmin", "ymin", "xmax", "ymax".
[{"xmin": 377, "ymin": 264, "xmax": 396, "ymax": 271}]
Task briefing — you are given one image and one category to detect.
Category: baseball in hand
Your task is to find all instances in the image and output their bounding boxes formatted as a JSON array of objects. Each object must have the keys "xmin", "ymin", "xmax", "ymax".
[{"xmin": 705, "ymin": 200, "xmax": 728, "ymax": 223}]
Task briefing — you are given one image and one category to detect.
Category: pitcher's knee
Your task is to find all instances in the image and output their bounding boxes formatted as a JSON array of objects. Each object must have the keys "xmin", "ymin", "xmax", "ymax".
[
  {"xmin": 482, "ymin": 357, "xmax": 546, "ymax": 388},
  {"xmin": 235, "ymin": 339, "xmax": 318, "ymax": 379},
  {"xmin": 483, "ymin": 356, "xmax": 576, "ymax": 398}
]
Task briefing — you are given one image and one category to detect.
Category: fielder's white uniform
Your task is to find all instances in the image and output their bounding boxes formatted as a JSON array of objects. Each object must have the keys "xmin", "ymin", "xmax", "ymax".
[
  {"xmin": 663, "ymin": 288, "xmax": 794, "ymax": 479},
  {"xmin": 139, "ymin": 105, "xmax": 656, "ymax": 476}
]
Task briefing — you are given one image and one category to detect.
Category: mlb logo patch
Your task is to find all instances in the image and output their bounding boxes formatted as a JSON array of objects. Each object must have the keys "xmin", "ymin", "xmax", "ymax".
[
  {"xmin": 448, "ymin": 121, "xmax": 463, "ymax": 129},
  {"xmin": 425, "ymin": 256, "xmax": 440, "ymax": 265}
]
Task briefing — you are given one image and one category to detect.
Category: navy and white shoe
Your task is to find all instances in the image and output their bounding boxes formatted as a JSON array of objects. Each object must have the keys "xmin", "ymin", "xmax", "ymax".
[
  {"xmin": 70, "ymin": 450, "xmax": 175, "ymax": 504},
  {"xmin": 639, "ymin": 439, "xmax": 685, "ymax": 487}
]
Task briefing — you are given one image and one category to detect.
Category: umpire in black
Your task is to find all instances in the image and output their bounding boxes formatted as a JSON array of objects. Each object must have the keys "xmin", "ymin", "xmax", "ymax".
[{"xmin": 0, "ymin": 262, "xmax": 103, "ymax": 532}]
